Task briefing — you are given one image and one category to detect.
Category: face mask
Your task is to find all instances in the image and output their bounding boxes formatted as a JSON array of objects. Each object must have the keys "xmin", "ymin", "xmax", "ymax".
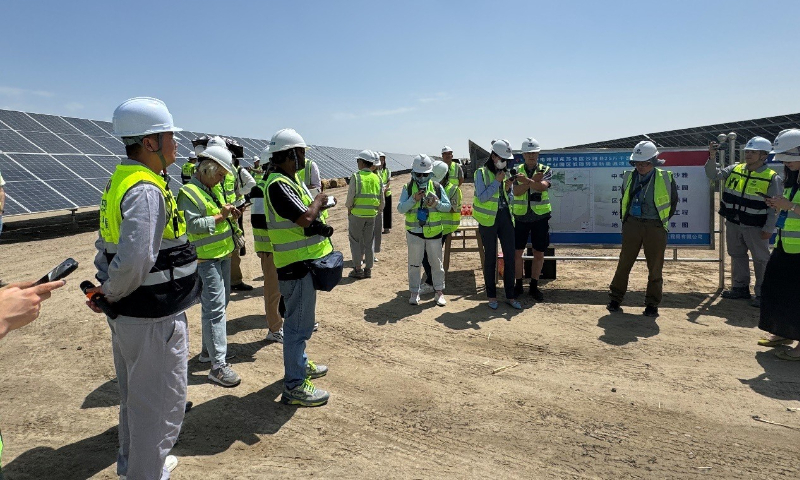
[
  {"xmin": 414, "ymin": 173, "xmax": 429, "ymax": 187},
  {"xmin": 494, "ymin": 160, "xmax": 507, "ymax": 170}
]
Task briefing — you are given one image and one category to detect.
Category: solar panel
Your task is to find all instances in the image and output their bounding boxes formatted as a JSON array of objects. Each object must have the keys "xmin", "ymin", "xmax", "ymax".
[
  {"xmin": 62, "ymin": 116, "xmax": 109, "ymax": 137},
  {"xmin": 18, "ymin": 131, "xmax": 81, "ymax": 154},
  {"xmin": 0, "ymin": 153, "xmax": 37, "ymax": 181},
  {"xmin": 88, "ymin": 155, "xmax": 121, "ymax": 173},
  {"xmin": 27, "ymin": 113, "xmax": 82, "ymax": 134},
  {"xmin": 54, "ymin": 154, "xmax": 114, "ymax": 178},
  {"xmin": 91, "ymin": 120, "xmax": 114, "ymax": 136},
  {"xmin": 50, "ymin": 179, "xmax": 103, "ymax": 207},
  {"xmin": 89, "ymin": 136, "xmax": 126, "ymax": 156},
  {"xmin": 0, "ymin": 129, "xmax": 43, "ymax": 153},
  {"xmin": 0, "ymin": 110, "xmax": 47, "ymax": 132},
  {"xmin": 6, "ymin": 153, "xmax": 79, "ymax": 180},
  {"xmin": 8, "ymin": 180, "xmax": 76, "ymax": 211},
  {"xmin": 2, "ymin": 195, "xmax": 28, "ymax": 215},
  {"xmin": 59, "ymin": 134, "xmax": 113, "ymax": 155}
]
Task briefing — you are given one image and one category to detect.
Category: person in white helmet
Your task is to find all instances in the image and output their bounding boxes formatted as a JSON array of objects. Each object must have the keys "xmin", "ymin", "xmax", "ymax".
[
  {"xmin": 370, "ymin": 152, "xmax": 387, "ymax": 261},
  {"xmin": 377, "ymin": 152, "xmax": 393, "ymax": 234},
  {"xmin": 263, "ymin": 128, "xmax": 333, "ymax": 406},
  {"xmin": 707, "ymin": 136, "xmax": 782, "ymax": 307},
  {"xmin": 346, "ymin": 150, "xmax": 383, "ymax": 278},
  {"xmin": 473, "ymin": 139, "xmax": 522, "ymax": 310},
  {"xmin": 441, "ymin": 146, "xmax": 464, "ymax": 188},
  {"xmin": 420, "ymin": 159, "xmax": 461, "ymax": 294},
  {"xmin": 759, "ymin": 129, "xmax": 800, "ymax": 359},
  {"xmin": 177, "ymin": 137, "xmax": 242, "ymax": 388},
  {"xmin": 181, "ymin": 151, "xmax": 198, "ymax": 184},
  {"xmin": 398, "ymin": 154, "xmax": 451, "ymax": 306},
  {"xmin": 607, "ymin": 141, "xmax": 678, "ymax": 317},
  {"xmin": 86, "ymin": 97, "xmax": 201, "ymax": 478}
]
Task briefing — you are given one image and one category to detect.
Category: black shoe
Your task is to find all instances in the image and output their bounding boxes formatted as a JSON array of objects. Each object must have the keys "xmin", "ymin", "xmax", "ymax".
[
  {"xmin": 606, "ymin": 300, "xmax": 621, "ymax": 312},
  {"xmin": 643, "ymin": 305, "xmax": 659, "ymax": 317},
  {"xmin": 529, "ymin": 280, "xmax": 544, "ymax": 302},
  {"xmin": 514, "ymin": 281, "xmax": 524, "ymax": 298},
  {"xmin": 231, "ymin": 282, "xmax": 254, "ymax": 291},
  {"xmin": 750, "ymin": 296, "xmax": 761, "ymax": 308},
  {"xmin": 721, "ymin": 288, "xmax": 751, "ymax": 300}
]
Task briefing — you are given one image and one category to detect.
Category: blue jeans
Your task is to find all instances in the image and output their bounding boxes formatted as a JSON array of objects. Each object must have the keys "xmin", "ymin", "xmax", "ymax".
[
  {"xmin": 198, "ymin": 258, "xmax": 231, "ymax": 366},
  {"xmin": 279, "ymin": 272, "xmax": 317, "ymax": 390}
]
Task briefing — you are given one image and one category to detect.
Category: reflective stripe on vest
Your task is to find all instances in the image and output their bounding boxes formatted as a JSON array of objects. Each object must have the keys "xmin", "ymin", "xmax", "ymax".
[
  {"xmin": 403, "ymin": 180, "xmax": 444, "ymax": 237},
  {"xmin": 719, "ymin": 163, "xmax": 776, "ymax": 227},
  {"xmin": 179, "ymin": 183, "xmax": 235, "ymax": 260},
  {"xmin": 264, "ymin": 172, "xmax": 333, "ymax": 269},
  {"xmin": 511, "ymin": 163, "xmax": 552, "ymax": 217},
  {"xmin": 472, "ymin": 167, "xmax": 513, "ymax": 227},
  {"xmin": 251, "ymin": 178, "xmax": 273, "ymax": 253},
  {"xmin": 620, "ymin": 169, "xmax": 673, "ymax": 231},
  {"xmin": 99, "ymin": 164, "xmax": 200, "ymax": 318},
  {"xmin": 351, "ymin": 170, "xmax": 381, "ymax": 217},
  {"xmin": 441, "ymin": 183, "xmax": 462, "ymax": 235},
  {"xmin": 778, "ymin": 187, "xmax": 800, "ymax": 253}
]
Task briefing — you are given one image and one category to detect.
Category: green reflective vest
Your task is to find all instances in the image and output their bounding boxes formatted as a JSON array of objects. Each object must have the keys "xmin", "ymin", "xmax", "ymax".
[
  {"xmin": 181, "ymin": 162, "xmax": 195, "ymax": 184},
  {"xmin": 447, "ymin": 161, "xmax": 460, "ymax": 188},
  {"xmin": 297, "ymin": 159, "xmax": 316, "ymax": 188},
  {"xmin": 179, "ymin": 182, "xmax": 235, "ymax": 260},
  {"xmin": 512, "ymin": 163, "xmax": 552, "ymax": 217},
  {"xmin": 621, "ymin": 168, "xmax": 674, "ymax": 231},
  {"xmin": 350, "ymin": 170, "xmax": 382, "ymax": 218},
  {"xmin": 441, "ymin": 183, "xmax": 462, "ymax": 235},
  {"xmin": 403, "ymin": 180, "xmax": 444, "ymax": 238},
  {"xmin": 380, "ymin": 168, "xmax": 391, "ymax": 197},
  {"xmin": 473, "ymin": 167, "xmax": 514, "ymax": 228},
  {"xmin": 264, "ymin": 172, "xmax": 333, "ymax": 269},
  {"xmin": 778, "ymin": 187, "xmax": 800, "ymax": 254},
  {"xmin": 251, "ymin": 177, "xmax": 272, "ymax": 253},
  {"xmin": 719, "ymin": 163, "xmax": 776, "ymax": 227}
]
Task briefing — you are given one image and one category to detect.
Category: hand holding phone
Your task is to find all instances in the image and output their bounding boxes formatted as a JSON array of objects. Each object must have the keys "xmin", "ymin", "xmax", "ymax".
[{"xmin": 35, "ymin": 258, "xmax": 78, "ymax": 286}]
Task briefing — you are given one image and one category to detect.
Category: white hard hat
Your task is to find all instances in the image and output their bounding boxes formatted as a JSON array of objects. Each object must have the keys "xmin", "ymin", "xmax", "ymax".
[
  {"xmin": 253, "ymin": 155, "xmax": 260, "ymax": 162},
  {"xmin": 772, "ymin": 129, "xmax": 800, "ymax": 162},
  {"xmin": 112, "ymin": 97, "xmax": 182, "ymax": 139},
  {"xmin": 356, "ymin": 149, "xmax": 375, "ymax": 164},
  {"xmin": 197, "ymin": 136, "xmax": 233, "ymax": 173},
  {"xmin": 188, "ymin": 150, "xmax": 198, "ymax": 160},
  {"xmin": 629, "ymin": 141, "xmax": 663, "ymax": 165},
  {"xmin": 267, "ymin": 128, "xmax": 307, "ymax": 155},
  {"xmin": 442, "ymin": 145, "xmax": 453, "ymax": 154},
  {"xmin": 412, "ymin": 154, "xmax": 434, "ymax": 174},
  {"xmin": 432, "ymin": 160, "xmax": 449, "ymax": 183},
  {"xmin": 377, "ymin": 151, "xmax": 385, "ymax": 157},
  {"xmin": 491, "ymin": 139, "xmax": 514, "ymax": 160},
  {"xmin": 520, "ymin": 137, "xmax": 541, "ymax": 153},
  {"xmin": 744, "ymin": 136, "xmax": 772, "ymax": 152}
]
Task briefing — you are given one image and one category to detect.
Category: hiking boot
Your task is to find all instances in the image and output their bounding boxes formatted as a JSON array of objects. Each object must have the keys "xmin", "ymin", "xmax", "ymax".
[
  {"xmin": 409, "ymin": 292, "xmax": 420, "ymax": 305},
  {"xmin": 208, "ymin": 364, "xmax": 241, "ymax": 387},
  {"xmin": 435, "ymin": 291, "xmax": 447, "ymax": 307},
  {"xmin": 364, "ymin": 268, "xmax": 372, "ymax": 278},
  {"xmin": 606, "ymin": 300, "xmax": 621, "ymax": 312},
  {"xmin": 529, "ymin": 280, "xmax": 544, "ymax": 302},
  {"xmin": 199, "ymin": 350, "xmax": 236, "ymax": 363},
  {"xmin": 266, "ymin": 328, "xmax": 284, "ymax": 344},
  {"xmin": 721, "ymin": 288, "xmax": 751, "ymax": 300},
  {"xmin": 306, "ymin": 360, "xmax": 328, "ymax": 379},
  {"xmin": 643, "ymin": 305, "xmax": 659, "ymax": 317},
  {"xmin": 231, "ymin": 282, "xmax": 254, "ymax": 291},
  {"xmin": 281, "ymin": 378, "xmax": 330, "ymax": 407},
  {"xmin": 750, "ymin": 296, "xmax": 761, "ymax": 308},
  {"xmin": 348, "ymin": 269, "xmax": 364, "ymax": 279}
]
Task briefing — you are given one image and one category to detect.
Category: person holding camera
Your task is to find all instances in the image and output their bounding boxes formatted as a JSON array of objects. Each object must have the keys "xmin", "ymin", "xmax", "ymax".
[
  {"xmin": 420, "ymin": 160, "xmax": 461, "ymax": 294},
  {"xmin": 263, "ymin": 128, "xmax": 333, "ymax": 407},
  {"xmin": 178, "ymin": 137, "xmax": 242, "ymax": 387},
  {"xmin": 607, "ymin": 141, "xmax": 678, "ymax": 317},
  {"xmin": 512, "ymin": 137, "xmax": 552, "ymax": 301},
  {"xmin": 474, "ymin": 139, "xmax": 522, "ymax": 310},
  {"xmin": 398, "ymin": 154, "xmax": 451, "ymax": 306},
  {"xmin": 346, "ymin": 150, "xmax": 383, "ymax": 278},
  {"xmin": 706, "ymin": 137, "xmax": 781, "ymax": 308}
]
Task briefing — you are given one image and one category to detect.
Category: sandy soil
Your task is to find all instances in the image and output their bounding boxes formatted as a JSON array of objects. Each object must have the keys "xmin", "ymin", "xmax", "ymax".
[{"xmin": 0, "ymin": 174, "xmax": 798, "ymax": 479}]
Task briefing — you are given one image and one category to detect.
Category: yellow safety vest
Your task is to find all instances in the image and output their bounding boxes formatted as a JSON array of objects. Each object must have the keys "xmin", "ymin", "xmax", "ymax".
[
  {"xmin": 403, "ymin": 180, "xmax": 444, "ymax": 238},
  {"xmin": 512, "ymin": 163, "xmax": 552, "ymax": 217},
  {"xmin": 296, "ymin": 159, "xmax": 316, "ymax": 188},
  {"xmin": 447, "ymin": 161, "xmax": 460, "ymax": 189},
  {"xmin": 473, "ymin": 167, "xmax": 514, "ymax": 228},
  {"xmin": 621, "ymin": 168, "xmax": 674, "ymax": 231},
  {"xmin": 350, "ymin": 170, "xmax": 381, "ymax": 218},
  {"xmin": 441, "ymin": 183, "xmax": 462, "ymax": 235},
  {"xmin": 719, "ymin": 163, "xmax": 776, "ymax": 227},
  {"xmin": 380, "ymin": 168, "xmax": 391, "ymax": 197},
  {"xmin": 181, "ymin": 162, "xmax": 195, "ymax": 183},
  {"xmin": 778, "ymin": 187, "xmax": 800, "ymax": 254},
  {"xmin": 178, "ymin": 182, "xmax": 235, "ymax": 260},
  {"xmin": 99, "ymin": 164, "xmax": 200, "ymax": 318},
  {"xmin": 264, "ymin": 172, "xmax": 333, "ymax": 269}
]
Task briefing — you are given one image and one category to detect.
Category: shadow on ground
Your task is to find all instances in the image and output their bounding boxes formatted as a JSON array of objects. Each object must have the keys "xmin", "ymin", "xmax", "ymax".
[{"xmin": 597, "ymin": 312, "xmax": 660, "ymax": 345}]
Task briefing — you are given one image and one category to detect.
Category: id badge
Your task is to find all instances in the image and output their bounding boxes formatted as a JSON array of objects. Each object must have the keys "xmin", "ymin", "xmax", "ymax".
[{"xmin": 630, "ymin": 199, "xmax": 642, "ymax": 217}]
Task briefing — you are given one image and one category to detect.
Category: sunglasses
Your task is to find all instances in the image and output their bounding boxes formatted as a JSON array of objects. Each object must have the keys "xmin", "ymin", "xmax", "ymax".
[{"xmin": 413, "ymin": 172, "xmax": 430, "ymax": 178}]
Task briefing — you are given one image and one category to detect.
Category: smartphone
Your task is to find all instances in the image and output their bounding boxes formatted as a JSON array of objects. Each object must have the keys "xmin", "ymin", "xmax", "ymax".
[
  {"xmin": 325, "ymin": 196, "xmax": 336, "ymax": 208},
  {"xmin": 36, "ymin": 258, "xmax": 78, "ymax": 285}
]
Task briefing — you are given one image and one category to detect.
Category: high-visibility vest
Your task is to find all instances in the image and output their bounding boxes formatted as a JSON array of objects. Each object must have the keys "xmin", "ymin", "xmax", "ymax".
[
  {"xmin": 178, "ymin": 182, "xmax": 235, "ymax": 260},
  {"xmin": 220, "ymin": 166, "xmax": 239, "ymax": 204},
  {"xmin": 621, "ymin": 168, "xmax": 674, "ymax": 231},
  {"xmin": 380, "ymin": 168, "xmax": 391, "ymax": 197},
  {"xmin": 296, "ymin": 159, "xmax": 317, "ymax": 188},
  {"xmin": 447, "ymin": 161, "xmax": 460, "ymax": 189},
  {"xmin": 99, "ymin": 164, "xmax": 200, "ymax": 318},
  {"xmin": 512, "ymin": 163, "xmax": 552, "ymax": 217},
  {"xmin": 181, "ymin": 162, "xmax": 195, "ymax": 184},
  {"xmin": 719, "ymin": 163, "xmax": 776, "ymax": 227},
  {"xmin": 350, "ymin": 170, "xmax": 381, "ymax": 218},
  {"xmin": 250, "ymin": 177, "xmax": 272, "ymax": 253},
  {"xmin": 264, "ymin": 172, "xmax": 333, "ymax": 269},
  {"xmin": 403, "ymin": 180, "xmax": 444, "ymax": 238},
  {"xmin": 473, "ymin": 167, "xmax": 514, "ymax": 228},
  {"xmin": 441, "ymin": 183, "xmax": 462, "ymax": 235},
  {"xmin": 778, "ymin": 187, "xmax": 800, "ymax": 254}
]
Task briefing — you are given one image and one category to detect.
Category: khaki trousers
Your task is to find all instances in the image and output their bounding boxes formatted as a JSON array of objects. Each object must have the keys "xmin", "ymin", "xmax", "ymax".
[
  {"xmin": 609, "ymin": 218, "xmax": 667, "ymax": 306},
  {"xmin": 258, "ymin": 251, "xmax": 283, "ymax": 332}
]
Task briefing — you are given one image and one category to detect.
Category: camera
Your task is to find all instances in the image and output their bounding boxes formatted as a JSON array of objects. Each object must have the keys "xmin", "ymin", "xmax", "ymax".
[{"xmin": 305, "ymin": 220, "xmax": 334, "ymax": 238}]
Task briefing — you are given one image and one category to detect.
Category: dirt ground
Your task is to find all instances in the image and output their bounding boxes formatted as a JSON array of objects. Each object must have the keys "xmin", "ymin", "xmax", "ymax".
[{"xmin": 1, "ymin": 174, "xmax": 799, "ymax": 479}]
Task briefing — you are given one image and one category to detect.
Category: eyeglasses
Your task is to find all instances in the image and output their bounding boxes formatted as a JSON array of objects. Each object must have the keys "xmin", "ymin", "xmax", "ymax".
[{"xmin": 413, "ymin": 172, "xmax": 430, "ymax": 178}]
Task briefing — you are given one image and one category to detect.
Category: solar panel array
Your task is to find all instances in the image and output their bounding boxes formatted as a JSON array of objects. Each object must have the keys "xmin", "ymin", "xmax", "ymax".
[{"xmin": 0, "ymin": 109, "xmax": 415, "ymax": 216}]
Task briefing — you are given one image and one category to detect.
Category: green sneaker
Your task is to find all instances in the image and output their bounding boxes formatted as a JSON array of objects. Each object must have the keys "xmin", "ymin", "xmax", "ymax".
[
  {"xmin": 281, "ymin": 378, "xmax": 330, "ymax": 407},
  {"xmin": 306, "ymin": 360, "xmax": 328, "ymax": 379}
]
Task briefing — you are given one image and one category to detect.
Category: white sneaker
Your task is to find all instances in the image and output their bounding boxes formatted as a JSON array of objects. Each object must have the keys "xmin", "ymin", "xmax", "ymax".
[
  {"xmin": 165, "ymin": 454, "xmax": 178, "ymax": 472},
  {"xmin": 409, "ymin": 292, "xmax": 420, "ymax": 305},
  {"xmin": 435, "ymin": 291, "xmax": 446, "ymax": 307},
  {"xmin": 374, "ymin": 256, "xmax": 379, "ymax": 262},
  {"xmin": 419, "ymin": 283, "xmax": 435, "ymax": 295},
  {"xmin": 266, "ymin": 328, "xmax": 284, "ymax": 343}
]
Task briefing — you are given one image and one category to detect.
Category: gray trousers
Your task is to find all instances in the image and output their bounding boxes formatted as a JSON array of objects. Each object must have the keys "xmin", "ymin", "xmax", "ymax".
[
  {"xmin": 349, "ymin": 215, "xmax": 376, "ymax": 270},
  {"xmin": 726, "ymin": 221, "xmax": 771, "ymax": 296},
  {"xmin": 109, "ymin": 313, "xmax": 188, "ymax": 480}
]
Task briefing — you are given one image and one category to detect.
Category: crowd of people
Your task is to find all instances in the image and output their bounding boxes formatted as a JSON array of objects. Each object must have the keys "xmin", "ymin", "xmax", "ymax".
[{"xmin": 1, "ymin": 96, "xmax": 799, "ymax": 479}]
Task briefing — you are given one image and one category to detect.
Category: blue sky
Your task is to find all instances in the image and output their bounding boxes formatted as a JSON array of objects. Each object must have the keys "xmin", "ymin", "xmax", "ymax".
[{"xmin": 2, "ymin": 0, "xmax": 799, "ymax": 157}]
